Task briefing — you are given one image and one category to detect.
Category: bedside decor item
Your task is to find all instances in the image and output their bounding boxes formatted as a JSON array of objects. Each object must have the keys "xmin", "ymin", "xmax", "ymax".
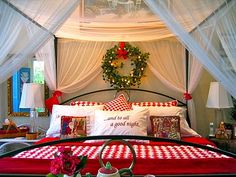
[
  {"xmin": 233, "ymin": 124, "xmax": 236, "ymax": 139},
  {"xmin": 215, "ymin": 121, "xmax": 229, "ymax": 139},
  {"xmin": 0, "ymin": 119, "xmax": 29, "ymax": 138},
  {"xmin": 209, "ymin": 122, "xmax": 215, "ymax": 138},
  {"xmin": 206, "ymin": 82, "xmax": 233, "ymax": 132},
  {"xmin": 101, "ymin": 42, "xmax": 149, "ymax": 89},
  {"xmin": 19, "ymin": 83, "xmax": 44, "ymax": 138},
  {"xmin": 47, "ymin": 147, "xmax": 87, "ymax": 177}
]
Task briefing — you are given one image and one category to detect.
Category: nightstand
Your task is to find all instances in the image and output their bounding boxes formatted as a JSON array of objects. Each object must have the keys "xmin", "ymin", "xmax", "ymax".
[{"xmin": 209, "ymin": 138, "xmax": 236, "ymax": 153}]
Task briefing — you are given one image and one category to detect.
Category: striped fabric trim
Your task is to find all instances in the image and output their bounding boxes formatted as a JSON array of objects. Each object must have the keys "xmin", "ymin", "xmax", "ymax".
[
  {"xmin": 130, "ymin": 100, "xmax": 178, "ymax": 107},
  {"xmin": 70, "ymin": 101, "xmax": 103, "ymax": 106}
]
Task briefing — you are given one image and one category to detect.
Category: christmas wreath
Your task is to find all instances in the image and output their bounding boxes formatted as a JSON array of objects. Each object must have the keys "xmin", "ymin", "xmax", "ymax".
[{"xmin": 102, "ymin": 42, "xmax": 149, "ymax": 89}]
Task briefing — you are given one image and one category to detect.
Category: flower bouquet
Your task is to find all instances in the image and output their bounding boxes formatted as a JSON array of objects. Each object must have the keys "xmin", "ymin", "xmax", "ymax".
[{"xmin": 46, "ymin": 147, "xmax": 87, "ymax": 177}]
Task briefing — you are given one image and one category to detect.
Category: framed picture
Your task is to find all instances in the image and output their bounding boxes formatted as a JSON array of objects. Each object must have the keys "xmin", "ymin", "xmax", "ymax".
[{"xmin": 7, "ymin": 71, "xmax": 49, "ymax": 117}]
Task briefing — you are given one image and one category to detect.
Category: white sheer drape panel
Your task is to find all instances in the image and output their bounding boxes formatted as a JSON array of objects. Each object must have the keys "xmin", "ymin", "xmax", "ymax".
[
  {"xmin": 216, "ymin": 1, "xmax": 236, "ymax": 72},
  {"xmin": 135, "ymin": 37, "xmax": 202, "ymax": 130},
  {"xmin": 57, "ymin": 39, "xmax": 112, "ymax": 93},
  {"xmin": 144, "ymin": 0, "xmax": 236, "ymax": 99},
  {"xmin": 56, "ymin": 21, "xmax": 174, "ymax": 42},
  {"xmin": 55, "ymin": 1, "xmax": 174, "ymax": 41},
  {"xmin": 188, "ymin": 55, "xmax": 203, "ymax": 130},
  {"xmin": 134, "ymin": 39, "xmax": 186, "ymax": 93},
  {"xmin": 26, "ymin": 24, "xmax": 56, "ymax": 91},
  {"xmin": 0, "ymin": 1, "xmax": 24, "ymax": 66},
  {"xmin": 35, "ymin": 38, "xmax": 56, "ymax": 91},
  {"xmin": 0, "ymin": 0, "xmax": 80, "ymax": 84}
]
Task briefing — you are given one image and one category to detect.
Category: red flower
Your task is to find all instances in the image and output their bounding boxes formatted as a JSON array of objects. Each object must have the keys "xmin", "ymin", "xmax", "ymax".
[
  {"xmin": 50, "ymin": 157, "xmax": 63, "ymax": 175},
  {"xmin": 61, "ymin": 156, "xmax": 77, "ymax": 176},
  {"xmin": 49, "ymin": 147, "xmax": 86, "ymax": 176}
]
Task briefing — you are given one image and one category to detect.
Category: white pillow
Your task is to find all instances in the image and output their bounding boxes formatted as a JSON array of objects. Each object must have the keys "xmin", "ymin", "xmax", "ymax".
[
  {"xmin": 46, "ymin": 104, "xmax": 104, "ymax": 137},
  {"xmin": 132, "ymin": 105, "xmax": 200, "ymax": 137},
  {"xmin": 90, "ymin": 108, "xmax": 149, "ymax": 136}
]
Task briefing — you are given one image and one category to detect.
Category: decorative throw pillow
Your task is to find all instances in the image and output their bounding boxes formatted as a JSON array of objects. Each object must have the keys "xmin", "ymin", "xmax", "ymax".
[
  {"xmin": 90, "ymin": 108, "xmax": 149, "ymax": 136},
  {"xmin": 103, "ymin": 94, "xmax": 131, "ymax": 111},
  {"xmin": 132, "ymin": 105, "xmax": 200, "ymax": 137},
  {"xmin": 46, "ymin": 104, "xmax": 104, "ymax": 137},
  {"xmin": 150, "ymin": 116, "xmax": 181, "ymax": 140},
  {"xmin": 61, "ymin": 116, "xmax": 86, "ymax": 139}
]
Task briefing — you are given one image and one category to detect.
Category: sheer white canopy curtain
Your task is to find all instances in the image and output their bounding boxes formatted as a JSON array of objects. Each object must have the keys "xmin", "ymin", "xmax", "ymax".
[
  {"xmin": 0, "ymin": 0, "xmax": 80, "ymax": 84},
  {"xmin": 145, "ymin": 0, "xmax": 236, "ymax": 99},
  {"xmin": 56, "ymin": 39, "xmax": 112, "ymax": 93},
  {"xmin": 134, "ymin": 39, "xmax": 202, "ymax": 130},
  {"xmin": 0, "ymin": 0, "xmax": 79, "ymax": 119}
]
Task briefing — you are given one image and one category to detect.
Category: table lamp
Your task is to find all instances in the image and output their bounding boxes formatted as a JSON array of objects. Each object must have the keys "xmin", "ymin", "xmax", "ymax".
[
  {"xmin": 19, "ymin": 83, "xmax": 44, "ymax": 138},
  {"xmin": 206, "ymin": 82, "xmax": 233, "ymax": 135}
]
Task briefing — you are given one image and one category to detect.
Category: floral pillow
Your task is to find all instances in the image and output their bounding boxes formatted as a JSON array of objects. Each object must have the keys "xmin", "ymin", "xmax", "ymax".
[
  {"xmin": 103, "ymin": 94, "xmax": 131, "ymax": 111},
  {"xmin": 150, "ymin": 116, "xmax": 181, "ymax": 140},
  {"xmin": 61, "ymin": 116, "xmax": 87, "ymax": 139}
]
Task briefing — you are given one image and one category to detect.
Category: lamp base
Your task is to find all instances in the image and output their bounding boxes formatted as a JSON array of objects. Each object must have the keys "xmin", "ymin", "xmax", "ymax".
[{"xmin": 26, "ymin": 132, "xmax": 38, "ymax": 140}]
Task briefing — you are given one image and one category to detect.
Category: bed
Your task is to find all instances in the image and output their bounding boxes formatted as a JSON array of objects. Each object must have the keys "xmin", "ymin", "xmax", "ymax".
[{"xmin": 0, "ymin": 89, "xmax": 236, "ymax": 177}]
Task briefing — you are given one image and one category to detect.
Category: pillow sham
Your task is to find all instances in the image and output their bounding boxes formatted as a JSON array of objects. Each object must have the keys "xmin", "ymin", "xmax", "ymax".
[
  {"xmin": 46, "ymin": 104, "xmax": 104, "ymax": 137},
  {"xmin": 150, "ymin": 116, "xmax": 181, "ymax": 140},
  {"xmin": 61, "ymin": 116, "xmax": 86, "ymax": 139},
  {"xmin": 132, "ymin": 105, "xmax": 200, "ymax": 137},
  {"xmin": 103, "ymin": 94, "xmax": 131, "ymax": 111},
  {"xmin": 90, "ymin": 108, "xmax": 149, "ymax": 136}
]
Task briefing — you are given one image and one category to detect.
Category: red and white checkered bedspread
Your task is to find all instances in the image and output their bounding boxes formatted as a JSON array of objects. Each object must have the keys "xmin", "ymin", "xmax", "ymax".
[{"xmin": 14, "ymin": 144, "xmax": 230, "ymax": 160}]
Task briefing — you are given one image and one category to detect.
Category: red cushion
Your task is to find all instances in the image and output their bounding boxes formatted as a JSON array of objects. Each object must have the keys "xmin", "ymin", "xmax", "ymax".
[{"xmin": 103, "ymin": 94, "xmax": 131, "ymax": 111}]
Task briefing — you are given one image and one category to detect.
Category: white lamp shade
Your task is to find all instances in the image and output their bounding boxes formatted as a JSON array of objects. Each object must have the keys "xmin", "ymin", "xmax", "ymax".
[
  {"xmin": 206, "ymin": 82, "xmax": 233, "ymax": 108},
  {"xmin": 19, "ymin": 83, "xmax": 44, "ymax": 108}
]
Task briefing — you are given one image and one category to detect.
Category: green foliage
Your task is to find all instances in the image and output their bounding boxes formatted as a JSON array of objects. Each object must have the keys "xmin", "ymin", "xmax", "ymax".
[
  {"xmin": 46, "ymin": 173, "xmax": 57, "ymax": 177},
  {"xmin": 101, "ymin": 43, "xmax": 149, "ymax": 89}
]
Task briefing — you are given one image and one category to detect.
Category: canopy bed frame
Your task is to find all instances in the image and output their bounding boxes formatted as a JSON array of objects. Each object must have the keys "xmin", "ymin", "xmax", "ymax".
[{"xmin": 0, "ymin": 89, "xmax": 236, "ymax": 176}]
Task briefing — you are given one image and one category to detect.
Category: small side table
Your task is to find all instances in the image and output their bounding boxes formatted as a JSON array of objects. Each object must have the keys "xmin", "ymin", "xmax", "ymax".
[{"xmin": 209, "ymin": 138, "xmax": 236, "ymax": 153}]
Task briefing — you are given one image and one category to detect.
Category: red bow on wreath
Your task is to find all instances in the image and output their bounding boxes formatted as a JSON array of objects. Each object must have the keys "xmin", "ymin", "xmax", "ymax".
[
  {"xmin": 117, "ymin": 42, "xmax": 128, "ymax": 59},
  {"xmin": 45, "ymin": 90, "xmax": 62, "ymax": 113}
]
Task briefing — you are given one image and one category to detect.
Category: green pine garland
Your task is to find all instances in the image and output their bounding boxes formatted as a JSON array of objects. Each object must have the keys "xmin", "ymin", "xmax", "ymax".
[{"xmin": 101, "ymin": 42, "xmax": 149, "ymax": 89}]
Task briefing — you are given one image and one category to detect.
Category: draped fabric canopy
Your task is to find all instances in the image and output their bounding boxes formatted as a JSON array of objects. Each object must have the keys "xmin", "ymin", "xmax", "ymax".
[{"xmin": 1, "ymin": 0, "xmax": 236, "ymax": 129}]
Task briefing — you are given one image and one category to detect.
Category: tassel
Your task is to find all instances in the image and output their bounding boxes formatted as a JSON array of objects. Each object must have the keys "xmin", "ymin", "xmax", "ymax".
[{"xmin": 183, "ymin": 92, "xmax": 192, "ymax": 100}]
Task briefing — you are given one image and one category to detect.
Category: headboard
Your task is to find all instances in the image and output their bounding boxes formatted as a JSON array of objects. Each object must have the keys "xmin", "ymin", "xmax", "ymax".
[{"xmin": 60, "ymin": 88, "xmax": 189, "ymax": 125}]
